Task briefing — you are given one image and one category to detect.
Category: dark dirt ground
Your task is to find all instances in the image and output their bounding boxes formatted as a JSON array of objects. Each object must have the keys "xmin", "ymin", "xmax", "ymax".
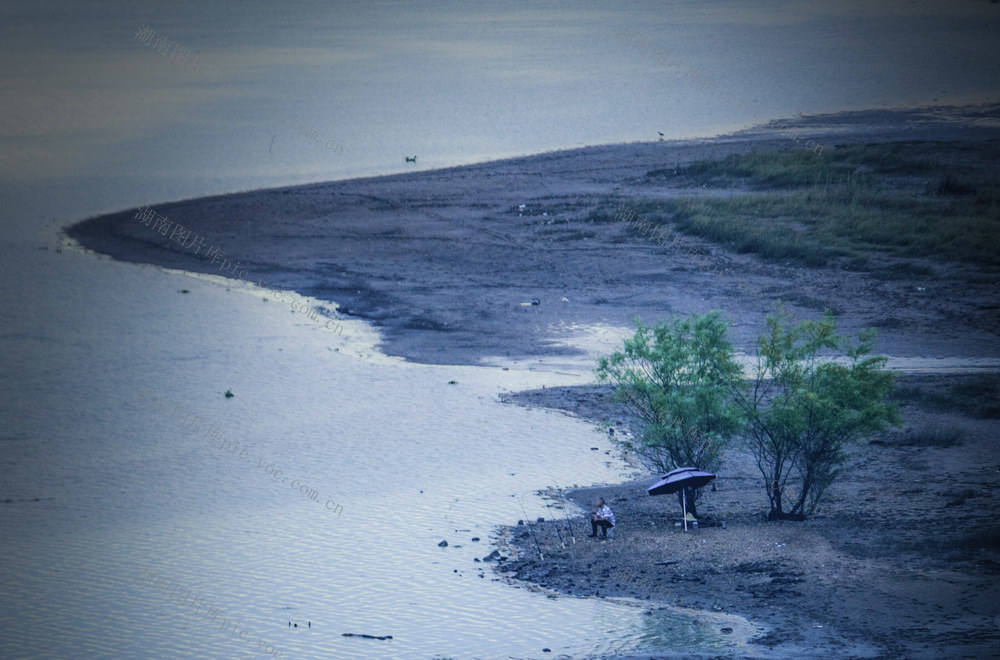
[
  {"xmin": 68, "ymin": 104, "xmax": 1000, "ymax": 367},
  {"xmin": 66, "ymin": 104, "xmax": 1000, "ymax": 659},
  {"xmin": 496, "ymin": 374, "xmax": 1000, "ymax": 659}
]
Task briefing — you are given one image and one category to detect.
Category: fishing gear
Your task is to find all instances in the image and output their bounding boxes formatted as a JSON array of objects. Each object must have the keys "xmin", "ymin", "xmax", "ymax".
[
  {"xmin": 542, "ymin": 491, "xmax": 566, "ymax": 550},
  {"xmin": 513, "ymin": 493, "xmax": 544, "ymax": 561},
  {"xmin": 444, "ymin": 497, "xmax": 459, "ymax": 522},
  {"xmin": 558, "ymin": 486, "xmax": 577, "ymax": 546}
]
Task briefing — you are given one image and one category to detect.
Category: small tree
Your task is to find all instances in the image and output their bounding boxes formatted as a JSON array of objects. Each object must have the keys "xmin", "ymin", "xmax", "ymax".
[
  {"xmin": 596, "ymin": 312, "xmax": 743, "ymax": 517},
  {"xmin": 733, "ymin": 306, "xmax": 900, "ymax": 519}
]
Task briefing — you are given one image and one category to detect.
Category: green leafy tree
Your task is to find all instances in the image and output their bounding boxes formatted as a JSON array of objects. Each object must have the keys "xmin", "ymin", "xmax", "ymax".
[
  {"xmin": 596, "ymin": 312, "xmax": 743, "ymax": 517},
  {"xmin": 733, "ymin": 306, "xmax": 900, "ymax": 519}
]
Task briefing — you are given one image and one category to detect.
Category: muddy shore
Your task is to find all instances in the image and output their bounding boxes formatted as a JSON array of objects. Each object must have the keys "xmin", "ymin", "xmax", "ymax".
[
  {"xmin": 66, "ymin": 104, "xmax": 1000, "ymax": 658},
  {"xmin": 498, "ymin": 374, "xmax": 1000, "ymax": 659},
  {"xmin": 68, "ymin": 104, "xmax": 1000, "ymax": 367}
]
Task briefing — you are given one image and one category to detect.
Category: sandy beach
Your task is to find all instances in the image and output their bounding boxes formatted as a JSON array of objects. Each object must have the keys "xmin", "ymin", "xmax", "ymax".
[{"xmin": 67, "ymin": 104, "xmax": 1000, "ymax": 659}]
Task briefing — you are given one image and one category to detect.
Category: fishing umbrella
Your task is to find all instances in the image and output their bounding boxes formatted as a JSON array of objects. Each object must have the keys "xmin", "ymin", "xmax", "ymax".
[{"xmin": 647, "ymin": 467, "xmax": 716, "ymax": 531}]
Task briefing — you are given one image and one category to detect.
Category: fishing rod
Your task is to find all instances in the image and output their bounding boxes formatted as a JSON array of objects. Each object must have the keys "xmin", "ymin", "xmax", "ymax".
[
  {"xmin": 542, "ymin": 490, "xmax": 566, "ymax": 550},
  {"xmin": 556, "ymin": 486, "xmax": 576, "ymax": 545},
  {"xmin": 557, "ymin": 485, "xmax": 577, "ymax": 547},
  {"xmin": 554, "ymin": 486, "xmax": 580, "ymax": 564},
  {"xmin": 444, "ymin": 497, "xmax": 459, "ymax": 523},
  {"xmin": 513, "ymin": 493, "xmax": 544, "ymax": 561},
  {"xmin": 564, "ymin": 507, "xmax": 577, "ymax": 546}
]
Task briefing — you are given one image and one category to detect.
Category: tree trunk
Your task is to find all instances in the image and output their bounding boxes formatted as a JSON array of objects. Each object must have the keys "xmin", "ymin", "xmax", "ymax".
[
  {"xmin": 769, "ymin": 481, "xmax": 808, "ymax": 521},
  {"xmin": 768, "ymin": 478, "xmax": 783, "ymax": 519},
  {"xmin": 791, "ymin": 480, "xmax": 809, "ymax": 516}
]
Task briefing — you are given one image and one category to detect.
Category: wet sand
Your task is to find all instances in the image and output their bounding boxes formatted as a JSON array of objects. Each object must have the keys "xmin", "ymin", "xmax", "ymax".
[{"xmin": 67, "ymin": 103, "xmax": 1000, "ymax": 658}]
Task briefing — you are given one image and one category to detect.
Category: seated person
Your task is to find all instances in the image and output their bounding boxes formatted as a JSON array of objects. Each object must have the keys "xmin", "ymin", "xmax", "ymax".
[{"xmin": 589, "ymin": 497, "xmax": 616, "ymax": 538}]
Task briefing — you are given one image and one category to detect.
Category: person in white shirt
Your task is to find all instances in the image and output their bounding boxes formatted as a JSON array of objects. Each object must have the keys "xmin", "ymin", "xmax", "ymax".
[{"xmin": 589, "ymin": 497, "xmax": 616, "ymax": 539}]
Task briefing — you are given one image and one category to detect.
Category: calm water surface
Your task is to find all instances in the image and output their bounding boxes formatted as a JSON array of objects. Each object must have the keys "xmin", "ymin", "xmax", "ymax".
[
  {"xmin": 2, "ymin": 1, "xmax": 998, "ymax": 657},
  {"xmin": 0, "ymin": 240, "xmax": 757, "ymax": 658}
]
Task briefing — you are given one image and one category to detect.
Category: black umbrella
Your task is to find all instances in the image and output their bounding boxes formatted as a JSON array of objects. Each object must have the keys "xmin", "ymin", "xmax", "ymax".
[{"xmin": 647, "ymin": 467, "xmax": 716, "ymax": 531}]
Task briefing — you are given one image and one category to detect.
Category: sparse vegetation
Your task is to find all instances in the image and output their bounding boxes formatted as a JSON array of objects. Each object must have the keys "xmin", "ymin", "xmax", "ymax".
[
  {"xmin": 632, "ymin": 142, "xmax": 1000, "ymax": 268},
  {"xmin": 895, "ymin": 373, "xmax": 1000, "ymax": 419},
  {"xmin": 950, "ymin": 374, "xmax": 1000, "ymax": 418},
  {"xmin": 900, "ymin": 424, "xmax": 964, "ymax": 448}
]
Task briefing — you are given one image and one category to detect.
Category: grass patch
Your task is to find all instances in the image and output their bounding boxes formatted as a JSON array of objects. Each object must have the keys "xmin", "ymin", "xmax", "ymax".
[
  {"xmin": 949, "ymin": 374, "xmax": 1000, "ymax": 418},
  {"xmin": 899, "ymin": 424, "xmax": 964, "ymax": 448},
  {"xmin": 867, "ymin": 262, "xmax": 937, "ymax": 281},
  {"xmin": 895, "ymin": 374, "xmax": 1000, "ymax": 419},
  {"xmin": 635, "ymin": 142, "xmax": 1000, "ymax": 268},
  {"xmin": 653, "ymin": 148, "xmax": 871, "ymax": 189},
  {"xmin": 656, "ymin": 142, "xmax": 982, "ymax": 189},
  {"xmin": 962, "ymin": 528, "xmax": 1000, "ymax": 552}
]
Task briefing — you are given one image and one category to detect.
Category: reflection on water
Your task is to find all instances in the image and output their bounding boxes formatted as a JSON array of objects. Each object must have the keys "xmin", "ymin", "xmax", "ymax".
[
  {"xmin": 0, "ymin": 245, "xmax": 752, "ymax": 658},
  {"xmin": 5, "ymin": 1, "xmax": 997, "ymax": 656},
  {"xmin": 133, "ymin": 382, "xmax": 347, "ymax": 517},
  {"xmin": 134, "ymin": 566, "xmax": 289, "ymax": 657}
]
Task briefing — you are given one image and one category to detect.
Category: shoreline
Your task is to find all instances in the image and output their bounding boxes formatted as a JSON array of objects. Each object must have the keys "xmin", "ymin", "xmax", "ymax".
[
  {"xmin": 66, "ymin": 103, "xmax": 1000, "ymax": 368},
  {"xmin": 498, "ymin": 373, "xmax": 1000, "ymax": 659},
  {"xmin": 63, "ymin": 103, "xmax": 1000, "ymax": 658}
]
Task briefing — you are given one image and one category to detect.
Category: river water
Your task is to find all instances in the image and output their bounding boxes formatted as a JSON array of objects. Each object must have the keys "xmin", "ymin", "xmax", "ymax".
[{"xmin": 2, "ymin": 1, "xmax": 998, "ymax": 658}]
